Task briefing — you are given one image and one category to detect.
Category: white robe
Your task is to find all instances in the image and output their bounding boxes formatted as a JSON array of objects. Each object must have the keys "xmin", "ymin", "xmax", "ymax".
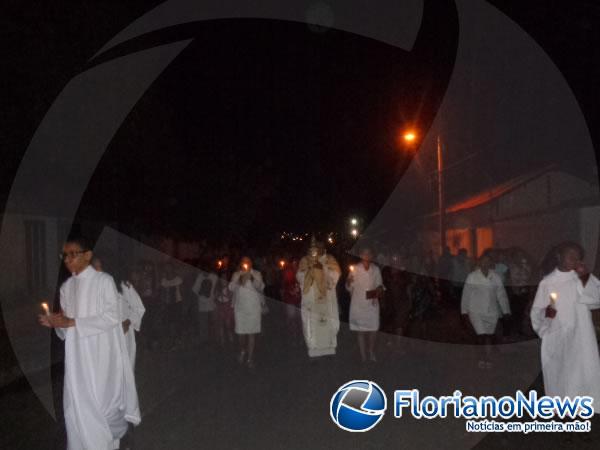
[
  {"xmin": 229, "ymin": 269, "xmax": 265, "ymax": 334},
  {"xmin": 192, "ymin": 272, "xmax": 218, "ymax": 312},
  {"xmin": 296, "ymin": 255, "xmax": 340, "ymax": 357},
  {"xmin": 119, "ymin": 282, "xmax": 145, "ymax": 371},
  {"xmin": 531, "ymin": 269, "xmax": 600, "ymax": 406},
  {"xmin": 56, "ymin": 266, "xmax": 140, "ymax": 450},
  {"xmin": 461, "ymin": 269, "xmax": 510, "ymax": 334},
  {"xmin": 347, "ymin": 264, "xmax": 383, "ymax": 332}
]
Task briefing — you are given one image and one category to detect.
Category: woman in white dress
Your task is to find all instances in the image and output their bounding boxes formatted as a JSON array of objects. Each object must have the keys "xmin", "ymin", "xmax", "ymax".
[
  {"xmin": 346, "ymin": 248, "xmax": 384, "ymax": 363},
  {"xmin": 229, "ymin": 257, "xmax": 265, "ymax": 368}
]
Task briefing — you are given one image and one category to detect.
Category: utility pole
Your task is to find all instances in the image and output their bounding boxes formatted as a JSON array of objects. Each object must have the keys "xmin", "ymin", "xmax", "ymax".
[{"xmin": 437, "ymin": 136, "xmax": 445, "ymax": 255}]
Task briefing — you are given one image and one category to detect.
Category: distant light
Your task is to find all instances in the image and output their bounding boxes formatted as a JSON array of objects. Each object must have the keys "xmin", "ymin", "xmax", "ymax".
[
  {"xmin": 350, "ymin": 218, "xmax": 358, "ymax": 226},
  {"xmin": 351, "ymin": 229, "xmax": 358, "ymax": 237},
  {"xmin": 403, "ymin": 132, "xmax": 416, "ymax": 142},
  {"xmin": 328, "ymin": 237, "xmax": 334, "ymax": 244}
]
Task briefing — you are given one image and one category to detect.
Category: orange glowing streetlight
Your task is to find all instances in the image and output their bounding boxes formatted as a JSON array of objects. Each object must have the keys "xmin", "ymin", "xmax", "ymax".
[{"xmin": 403, "ymin": 131, "xmax": 417, "ymax": 143}]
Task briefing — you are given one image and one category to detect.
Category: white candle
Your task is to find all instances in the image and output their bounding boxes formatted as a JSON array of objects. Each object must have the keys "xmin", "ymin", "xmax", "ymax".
[
  {"xmin": 41, "ymin": 302, "xmax": 50, "ymax": 316},
  {"xmin": 550, "ymin": 292, "xmax": 558, "ymax": 306}
]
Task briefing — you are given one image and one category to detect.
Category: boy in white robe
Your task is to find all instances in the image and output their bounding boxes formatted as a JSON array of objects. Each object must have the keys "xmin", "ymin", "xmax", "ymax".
[
  {"xmin": 530, "ymin": 242, "xmax": 600, "ymax": 407},
  {"xmin": 39, "ymin": 237, "xmax": 140, "ymax": 450}
]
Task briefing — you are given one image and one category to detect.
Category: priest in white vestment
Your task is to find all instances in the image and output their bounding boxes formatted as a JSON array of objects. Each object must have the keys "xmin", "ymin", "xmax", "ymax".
[
  {"xmin": 531, "ymin": 242, "xmax": 600, "ymax": 407},
  {"xmin": 296, "ymin": 239, "xmax": 341, "ymax": 358},
  {"xmin": 39, "ymin": 238, "xmax": 141, "ymax": 450}
]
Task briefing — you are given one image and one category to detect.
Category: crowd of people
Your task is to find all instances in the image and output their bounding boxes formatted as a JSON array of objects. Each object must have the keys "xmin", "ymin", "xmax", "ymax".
[
  {"xmin": 93, "ymin": 240, "xmax": 596, "ymax": 363},
  {"xmin": 37, "ymin": 235, "xmax": 600, "ymax": 449}
]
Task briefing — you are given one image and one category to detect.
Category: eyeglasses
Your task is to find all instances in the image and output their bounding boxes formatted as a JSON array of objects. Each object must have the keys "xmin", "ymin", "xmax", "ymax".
[{"xmin": 59, "ymin": 250, "xmax": 88, "ymax": 260}]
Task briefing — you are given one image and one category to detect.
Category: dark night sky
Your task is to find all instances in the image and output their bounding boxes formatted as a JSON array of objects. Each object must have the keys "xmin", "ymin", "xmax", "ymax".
[{"xmin": 2, "ymin": 1, "xmax": 599, "ymax": 243}]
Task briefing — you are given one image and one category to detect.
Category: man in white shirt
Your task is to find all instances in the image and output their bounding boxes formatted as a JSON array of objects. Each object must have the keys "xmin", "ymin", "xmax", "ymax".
[
  {"xmin": 39, "ymin": 236, "xmax": 140, "ymax": 450},
  {"xmin": 461, "ymin": 253, "xmax": 511, "ymax": 369}
]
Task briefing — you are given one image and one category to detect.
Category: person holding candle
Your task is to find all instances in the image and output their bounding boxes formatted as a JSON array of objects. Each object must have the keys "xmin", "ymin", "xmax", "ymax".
[
  {"xmin": 229, "ymin": 256, "xmax": 265, "ymax": 368},
  {"xmin": 214, "ymin": 255, "xmax": 235, "ymax": 348},
  {"xmin": 297, "ymin": 238, "xmax": 341, "ymax": 358},
  {"xmin": 38, "ymin": 236, "xmax": 140, "ymax": 450},
  {"xmin": 346, "ymin": 247, "xmax": 384, "ymax": 363},
  {"xmin": 530, "ymin": 242, "xmax": 600, "ymax": 406}
]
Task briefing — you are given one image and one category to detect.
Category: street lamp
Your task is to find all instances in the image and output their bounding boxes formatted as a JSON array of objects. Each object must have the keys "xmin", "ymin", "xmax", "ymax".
[{"xmin": 403, "ymin": 132, "xmax": 416, "ymax": 143}]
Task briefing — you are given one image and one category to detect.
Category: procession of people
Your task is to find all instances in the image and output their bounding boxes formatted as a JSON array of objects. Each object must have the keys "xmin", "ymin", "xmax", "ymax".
[{"xmin": 36, "ymin": 232, "xmax": 600, "ymax": 448}]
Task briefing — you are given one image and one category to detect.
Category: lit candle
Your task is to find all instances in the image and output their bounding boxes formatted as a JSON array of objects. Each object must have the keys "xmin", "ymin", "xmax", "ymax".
[
  {"xmin": 242, "ymin": 263, "xmax": 249, "ymax": 272},
  {"xmin": 349, "ymin": 265, "xmax": 355, "ymax": 273},
  {"xmin": 217, "ymin": 260, "xmax": 223, "ymax": 269},
  {"xmin": 279, "ymin": 260, "xmax": 286, "ymax": 269},
  {"xmin": 41, "ymin": 302, "xmax": 50, "ymax": 316},
  {"xmin": 550, "ymin": 292, "xmax": 558, "ymax": 306}
]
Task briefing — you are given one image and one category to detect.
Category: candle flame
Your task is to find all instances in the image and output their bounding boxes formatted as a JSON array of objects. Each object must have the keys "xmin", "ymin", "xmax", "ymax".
[
  {"xmin": 242, "ymin": 263, "xmax": 249, "ymax": 271},
  {"xmin": 41, "ymin": 302, "xmax": 50, "ymax": 315},
  {"xmin": 279, "ymin": 260, "xmax": 285, "ymax": 268},
  {"xmin": 349, "ymin": 265, "xmax": 355, "ymax": 272},
  {"xmin": 550, "ymin": 292, "xmax": 558, "ymax": 301}
]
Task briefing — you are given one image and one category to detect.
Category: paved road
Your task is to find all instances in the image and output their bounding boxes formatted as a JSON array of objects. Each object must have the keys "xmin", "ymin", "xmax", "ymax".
[{"xmin": 1, "ymin": 302, "xmax": 599, "ymax": 449}]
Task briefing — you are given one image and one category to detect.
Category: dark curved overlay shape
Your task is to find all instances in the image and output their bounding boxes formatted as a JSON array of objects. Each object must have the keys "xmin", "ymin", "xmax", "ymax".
[
  {"xmin": 92, "ymin": 0, "xmax": 424, "ymax": 59},
  {"xmin": 0, "ymin": 41, "xmax": 191, "ymax": 418},
  {"xmin": 0, "ymin": 0, "xmax": 425, "ymax": 421},
  {"xmin": 358, "ymin": 0, "xmax": 599, "ymax": 280}
]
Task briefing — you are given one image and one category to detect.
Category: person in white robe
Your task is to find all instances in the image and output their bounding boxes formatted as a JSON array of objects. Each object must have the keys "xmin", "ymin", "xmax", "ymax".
[
  {"xmin": 346, "ymin": 248, "xmax": 384, "ymax": 363},
  {"xmin": 530, "ymin": 242, "xmax": 600, "ymax": 406},
  {"xmin": 192, "ymin": 265, "xmax": 218, "ymax": 343},
  {"xmin": 461, "ymin": 253, "xmax": 511, "ymax": 369},
  {"xmin": 39, "ymin": 237, "xmax": 140, "ymax": 450},
  {"xmin": 296, "ymin": 239, "xmax": 341, "ymax": 358},
  {"xmin": 229, "ymin": 257, "xmax": 265, "ymax": 368},
  {"xmin": 92, "ymin": 256, "xmax": 146, "ymax": 371},
  {"xmin": 119, "ymin": 281, "xmax": 146, "ymax": 370}
]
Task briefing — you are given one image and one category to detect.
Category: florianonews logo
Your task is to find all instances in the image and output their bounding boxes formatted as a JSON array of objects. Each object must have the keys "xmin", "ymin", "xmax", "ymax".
[{"xmin": 330, "ymin": 380, "xmax": 387, "ymax": 432}]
